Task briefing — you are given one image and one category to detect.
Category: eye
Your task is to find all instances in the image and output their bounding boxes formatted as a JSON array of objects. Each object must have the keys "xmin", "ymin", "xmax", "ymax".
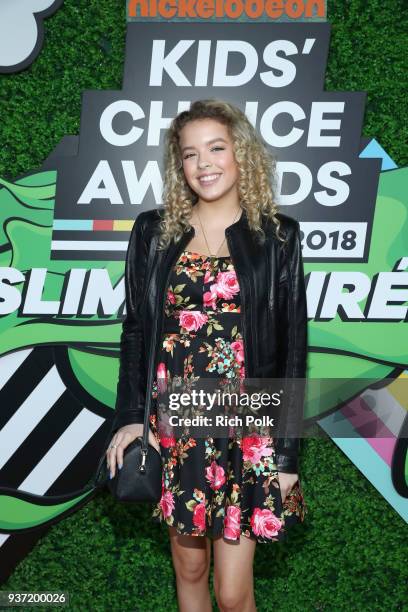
[{"xmin": 183, "ymin": 146, "xmax": 224, "ymax": 160}]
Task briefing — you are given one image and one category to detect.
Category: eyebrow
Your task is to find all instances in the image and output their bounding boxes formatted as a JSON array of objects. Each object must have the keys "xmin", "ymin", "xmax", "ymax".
[{"xmin": 181, "ymin": 137, "xmax": 228, "ymax": 153}]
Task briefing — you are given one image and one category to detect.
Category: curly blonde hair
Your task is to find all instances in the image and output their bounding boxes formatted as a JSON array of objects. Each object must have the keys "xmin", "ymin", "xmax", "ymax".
[{"xmin": 157, "ymin": 98, "xmax": 284, "ymax": 250}]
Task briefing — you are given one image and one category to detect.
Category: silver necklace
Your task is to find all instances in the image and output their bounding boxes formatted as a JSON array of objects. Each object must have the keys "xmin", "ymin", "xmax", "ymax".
[{"xmin": 195, "ymin": 205, "xmax": 242, "ymax": 258}]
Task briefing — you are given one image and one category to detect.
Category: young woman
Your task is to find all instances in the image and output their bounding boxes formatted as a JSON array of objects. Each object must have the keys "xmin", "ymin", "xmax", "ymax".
[{"xmin": 107, "ymin": 99, "xmax": 308, "ymax": 612}]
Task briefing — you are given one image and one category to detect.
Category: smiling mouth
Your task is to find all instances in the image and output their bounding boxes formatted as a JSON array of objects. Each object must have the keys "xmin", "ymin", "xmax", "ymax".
[{"xmin": 198, "ymin": 173, "xmax": 222, "ymax": 186}]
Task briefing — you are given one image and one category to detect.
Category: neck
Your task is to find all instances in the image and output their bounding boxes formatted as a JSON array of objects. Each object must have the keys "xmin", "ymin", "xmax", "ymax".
[{"xmin": 193, "ymin": 198, "xmax": 242, "ymax": 224}]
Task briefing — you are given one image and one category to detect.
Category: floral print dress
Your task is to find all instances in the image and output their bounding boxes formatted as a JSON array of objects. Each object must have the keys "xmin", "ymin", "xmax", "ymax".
[{"xmin": 149, "ymin": 250, "xmax": 307, "ymax": 543}]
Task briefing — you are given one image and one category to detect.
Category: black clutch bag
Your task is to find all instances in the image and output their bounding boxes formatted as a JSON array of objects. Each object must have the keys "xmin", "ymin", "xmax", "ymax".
[
  {"xmin": 94, "ymin": 332, "xmax": 163, "ymax": 502},
  {"xmin": 94, "ymin": 370, "xmax": 163, "ymax": 502},
  {"xmin": 94, "ymin": 434, "xmax": 162, "ymax": 503}
]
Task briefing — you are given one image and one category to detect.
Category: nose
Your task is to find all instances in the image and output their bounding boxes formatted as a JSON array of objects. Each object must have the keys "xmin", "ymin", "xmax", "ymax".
[{"xmin": 197, "ymin": 157, "xmax": 211, "ymax": 169}]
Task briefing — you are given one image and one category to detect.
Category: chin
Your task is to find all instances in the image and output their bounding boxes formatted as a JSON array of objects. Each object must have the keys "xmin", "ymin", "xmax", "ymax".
[{"xmin": 198, "ymin": 192, "xmax": 229, "ymax": 203}]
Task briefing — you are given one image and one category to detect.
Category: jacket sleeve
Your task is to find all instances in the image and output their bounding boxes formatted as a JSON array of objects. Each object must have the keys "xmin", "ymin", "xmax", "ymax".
[
  {"xmin": 275, "ymin": 219, "xmax": 308, "ymax": 473},
  {"xmin": 108, "ymin": 213, "xmax": 149, "ymax": 437}
]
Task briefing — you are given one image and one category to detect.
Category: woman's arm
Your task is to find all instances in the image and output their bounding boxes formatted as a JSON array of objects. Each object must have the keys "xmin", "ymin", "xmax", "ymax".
[
  {"xmin": 108, "ymin": 212, "xmax": 150, "ymax": 437},
  {"xmin": 275, "ymin": 219, "xmax": 308, "ymax": 473}
]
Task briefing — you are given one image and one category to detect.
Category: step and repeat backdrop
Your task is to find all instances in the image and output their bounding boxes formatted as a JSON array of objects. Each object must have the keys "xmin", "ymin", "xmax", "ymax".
[{"xmin": 0, "ymin": 0, "xmax": 407, "ymax": 585}]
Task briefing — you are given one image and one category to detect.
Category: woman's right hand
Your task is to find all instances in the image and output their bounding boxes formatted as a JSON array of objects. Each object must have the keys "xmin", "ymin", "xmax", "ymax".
[{"xmin": 106, "ymin": 424, "xmax": 160, "ymax": 479}]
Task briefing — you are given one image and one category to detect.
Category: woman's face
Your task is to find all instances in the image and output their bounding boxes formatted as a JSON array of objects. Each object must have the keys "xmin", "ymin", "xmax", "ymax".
[{"xmin": 179, "ymin": 118, "xmax": 240, "ymax": 206}]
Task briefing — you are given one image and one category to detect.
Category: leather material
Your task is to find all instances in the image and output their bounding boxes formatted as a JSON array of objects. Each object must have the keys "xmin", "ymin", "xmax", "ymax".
[
  {"xmin": 109, "ymin": 205, "xmax": 308, "ymax": 474},
  {"xmin": 95, "ymin": 437, "xmax": 162, "ymax": 502}
]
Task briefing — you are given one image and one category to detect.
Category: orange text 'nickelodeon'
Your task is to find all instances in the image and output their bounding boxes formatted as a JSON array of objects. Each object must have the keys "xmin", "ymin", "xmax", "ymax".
[{"xmin": 128, "ymin": 0, "xmax": 325, "ymax": 20}]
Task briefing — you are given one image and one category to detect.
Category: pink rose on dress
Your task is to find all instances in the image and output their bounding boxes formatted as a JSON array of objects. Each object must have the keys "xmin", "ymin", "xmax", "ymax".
[
  {"xmin": 242, "ymin": 436, "xmax": 273, "ymax": 464},
  {"xmin": 157, "ymin": 362, "xmax": 167, "ymax": 378},
  {"xmin": 224, "ymin": 505, "xmax": 241, "ymax": 540},
  {"xmin": 179, "ymin": 310, "xmax": 208, "ymax": 331},
  {"xmin": 160, "ymin": 490, "xmax": 175, "ymax": 519},
  {"xmin": 160, "ymin": 436, "xmax": 176, "ymax": 448},
  {"xmin": 205, "ymin": 460, "xmax": 226, "ymax": 490},
  {"xmin": 204, "ymin": 270, "xmax": 215, "ymax": 284},
  {"xmin": 156, "ymin": 362, "xmax": 167, "ymax": 393},
  {"xmin": 167, "ymin": 290, "xmax": 176, "ymax": 304},
  {"xmin": 193, "ymin": 502, "xmax": 206, "ymax": 531},
  {"xmin": 212, "ymin": 271, "xmax": 239, "ymax": 299},
  {"xmin": 230, "ymin": 339, "xmax": 245, "ymax": 364},
  {"xmin": 203, "ymin": 289, "xmax": 217, "ymax": 310},
  {"xmin": 250, "ymin": 508, "xmax": 283, "ymax": 538}
]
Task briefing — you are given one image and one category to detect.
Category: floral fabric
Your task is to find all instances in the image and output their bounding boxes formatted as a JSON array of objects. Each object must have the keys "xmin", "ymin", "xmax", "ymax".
[{"xmin": 149, "ymin": 250, "xmax": 307, "ymax": 543}]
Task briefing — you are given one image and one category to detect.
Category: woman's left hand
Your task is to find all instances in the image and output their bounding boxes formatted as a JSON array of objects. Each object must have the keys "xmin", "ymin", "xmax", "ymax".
[{"xmin": 277, "ymin": 472, "xmax": 299, "ymax": 503}]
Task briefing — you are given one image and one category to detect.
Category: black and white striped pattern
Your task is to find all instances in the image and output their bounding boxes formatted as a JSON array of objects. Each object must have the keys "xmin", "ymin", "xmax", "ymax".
[{"xmin": 0, "ymin": 345, "xmax": 114, "ymax": 581}]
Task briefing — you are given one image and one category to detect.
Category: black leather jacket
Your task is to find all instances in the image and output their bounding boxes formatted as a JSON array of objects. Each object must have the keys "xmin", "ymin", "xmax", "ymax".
[{"xmin": 109, "ymin": 206, "xmax": 308, "ymax": 474}]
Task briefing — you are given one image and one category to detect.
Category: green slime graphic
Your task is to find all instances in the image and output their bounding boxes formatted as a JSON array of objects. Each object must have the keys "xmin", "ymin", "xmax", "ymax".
[{"xmin": 0, "ymin": 167, "xmax": 407, "ymax": 531}]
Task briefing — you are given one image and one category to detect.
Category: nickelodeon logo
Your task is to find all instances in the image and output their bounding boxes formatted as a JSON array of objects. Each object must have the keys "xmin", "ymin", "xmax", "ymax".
[{"xmin": 128, "ymin": 0, "xmax": 325, "ymax": 20}]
